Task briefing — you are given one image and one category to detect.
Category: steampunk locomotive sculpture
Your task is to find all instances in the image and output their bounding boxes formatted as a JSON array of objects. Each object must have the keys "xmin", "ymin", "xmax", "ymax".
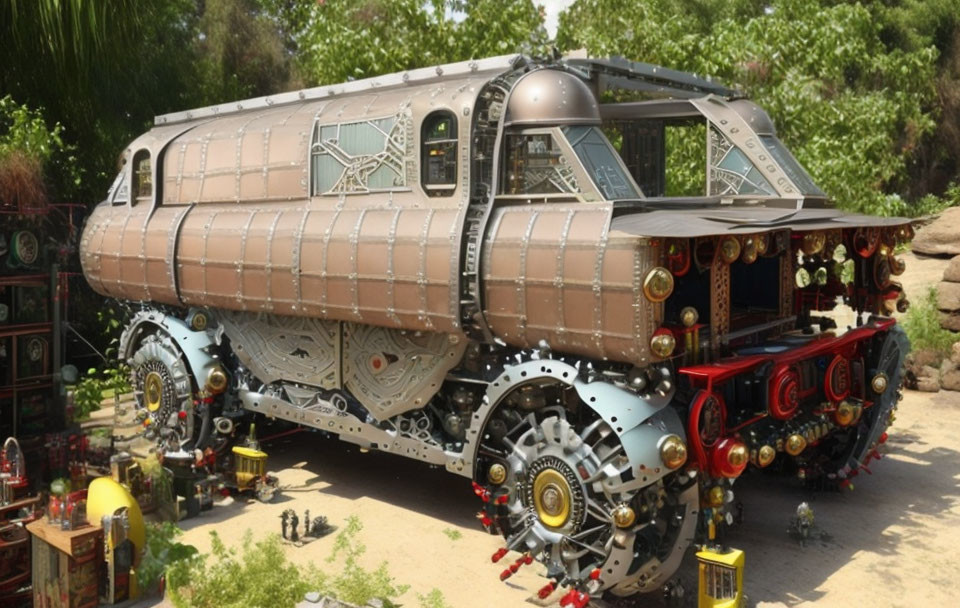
[{"xmin": 80, "ymin": 54, "xmax": 911, "ymax": 599}]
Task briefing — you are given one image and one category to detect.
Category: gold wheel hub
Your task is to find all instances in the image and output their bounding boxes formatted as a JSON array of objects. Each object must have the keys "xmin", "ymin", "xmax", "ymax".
[
  {"xmin": 532, "ymin": 468, "xmax": 572, "ymax": 528},
  {"xmin": 144, "ymin": 371, "xmax": 164, "ymax": 412}
]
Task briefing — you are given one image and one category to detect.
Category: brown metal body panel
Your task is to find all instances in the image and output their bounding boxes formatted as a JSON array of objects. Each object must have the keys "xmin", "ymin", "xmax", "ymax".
[
  {"xmin": 81, "ymin": 75, "xmax": 490, "ymax": 335},
  {"xmin": 482, "ymin": 202, "xmax": 661, "ymax": 364}
]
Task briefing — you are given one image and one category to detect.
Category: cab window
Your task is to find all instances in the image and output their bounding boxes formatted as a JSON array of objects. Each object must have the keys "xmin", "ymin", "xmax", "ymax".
[
  {"xmin": 500, "ymin": 132, "xmax": 579, "ymax": 195},
  {"xmin": 133, "ymin": 149, "xmax": 152, "ymax": 204},
  {"xmin": 421, "ymin": 111, "xmax": 457, "ymax": 196}
]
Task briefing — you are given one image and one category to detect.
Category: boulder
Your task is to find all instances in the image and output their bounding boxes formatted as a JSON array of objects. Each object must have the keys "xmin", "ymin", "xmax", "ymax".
[
  {"xmin": 916, "ymin": 376, "xmax": 941, "ymax": 392},
  {"xmin": 943, "ymin": 369, "xmax": 960, "ymax": 392},
  {"xmin": 953, "ymin": 341, "xmax": 960, "ymax": 365},
  {"xmin": 912, "ymin": 207, "xmax": 960, "ymax": 256},
  {"xmin": 945, "ymin": 255, "xmax": 960, "ymax": 283},
  {"xmin": 941, "ymin": 312, "xmax": 960, "ymax": 332},
  {"xmin": 937, "ymin": 281, "xmax": 960, "ymax": 311}
]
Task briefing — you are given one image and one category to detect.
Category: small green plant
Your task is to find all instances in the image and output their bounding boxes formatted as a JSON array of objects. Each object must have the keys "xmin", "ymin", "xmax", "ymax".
[
  {"xmin": 70, "ymin": 363, "xmax": 132, "ymax": 421},
  {"xmin": 902, "ymin": 286, "xmax": 959, "ymax": 355},
  {"xmin": 325, "ymin": 515, "xmax": 408, "ymax": 606},
  {"xmin": 138, "ymin": 522, "xmax": 198, "ymax": 596},
  {"xmin": 441, "ymin": 528, "xmax": 462, "ymax": 541},
  {"xmin": 417, "ymin": 588, "xmax": 453, "ymax": 608},
  {"xmin": 167, "ymin": 530, "xmax": 326, "ymax": 608},
  {"xmin": 165, "ymin": 515, "xmax": 458, "ymax": 608}
]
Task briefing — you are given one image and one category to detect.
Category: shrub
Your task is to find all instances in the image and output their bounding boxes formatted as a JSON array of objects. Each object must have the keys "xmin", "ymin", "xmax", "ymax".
[
  {"xmin": 165, "ymin": 515, "xmax": 445, "ymax": 608},
  {"xmin": 138, "ymin": 522, "xmax": 198, "ymax": 596},
  {"xmin": 902, "ymin": 286, "xmax": 959, "ymax": 355}
]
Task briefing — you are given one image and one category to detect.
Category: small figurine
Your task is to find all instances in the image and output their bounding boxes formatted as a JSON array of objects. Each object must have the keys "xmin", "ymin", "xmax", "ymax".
[
  {"xmin": 280, "ymin": 510, "xmax": 290, "ymax": 540},
  {"xmin": 790, "ymin": 501, "xmax": 815, "ymax": 546},
  {"xmin": 303, "ymin": 509, "xmax": 310, "ymax": 536},
  {"xmin": 290, "ymin": 511, "xmax": 300, "ymax": 543}
]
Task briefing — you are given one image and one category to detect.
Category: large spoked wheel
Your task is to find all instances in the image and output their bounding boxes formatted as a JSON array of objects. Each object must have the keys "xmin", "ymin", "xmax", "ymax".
[
  {"xmin": 810, "ymin": 325, "xmax": 909, "ymax": 481},
  {"xmin": 476, "ymin": 384, "xmax": 698, "ymax": 598},
  {"xmin": 130, "ymin": 333, "xmax": 201, "ymax": 450}
]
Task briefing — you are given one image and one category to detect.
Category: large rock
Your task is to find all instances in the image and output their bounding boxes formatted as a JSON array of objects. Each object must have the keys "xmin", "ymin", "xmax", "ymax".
[
  {"xmin": 943, "ymin": 370, "xmax": 960, "ymax": 391},
  {"xmin": 953, "ymin": 341, "xmax": 960, "ymax": 364},
  {"xmin": 942, "ymin": 312, "xmax": 960, "ymax": 332},
  {"xmin": 945, "ymin": 255, "xmax": 960, "ymax": 282},
  {"xmin": 937, "ymin": 281, "xmax": 960, "ymax": 311},
  {"xmin": 913, "ymin": 207, "xmax": 960, "ymax": 256},
  {"xmin": 916, "ymin": 376, "xmax": 941, "ymax": 392}
]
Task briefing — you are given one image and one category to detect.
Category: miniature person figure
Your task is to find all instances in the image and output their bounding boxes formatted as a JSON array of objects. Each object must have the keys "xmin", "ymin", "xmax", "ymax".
[
  {"xmin": 304, "ymin": 509, "xmax": 310, "ymax": 537},
  {"xmin": 280, "ymin": 510, "xmax": 289, "ymax": 539},
  {"xmin": 290, "ymin": 511, "xmax": 300, "ymax": 542}
]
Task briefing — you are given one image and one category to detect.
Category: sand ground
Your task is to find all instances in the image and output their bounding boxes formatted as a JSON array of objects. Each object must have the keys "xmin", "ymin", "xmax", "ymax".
[{"xmin": 119, "ymin": 251, "xmax": 960, "ymax": 607}]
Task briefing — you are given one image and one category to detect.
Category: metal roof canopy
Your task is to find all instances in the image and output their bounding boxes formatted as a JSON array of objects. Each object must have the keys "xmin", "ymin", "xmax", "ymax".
[
  {"xmin": 154, "ymin": 54, "xmax": 524, "ymax": 126},
  {"xmin": 565, "ymin": 56, "xmax": 740, "ymax": 100},
  {"xmin": 600, "ymin": 99, "xmax": 702, "ymax": 120}
]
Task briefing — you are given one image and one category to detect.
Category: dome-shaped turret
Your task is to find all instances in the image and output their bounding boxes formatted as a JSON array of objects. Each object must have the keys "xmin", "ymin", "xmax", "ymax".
[{"xmin": 503, "ymin": 69, "xmax": 601, "ymax": 127}]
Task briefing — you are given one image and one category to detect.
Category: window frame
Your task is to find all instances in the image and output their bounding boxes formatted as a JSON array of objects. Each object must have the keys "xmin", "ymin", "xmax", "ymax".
[
  {"xmin": 131, "ymin": 148, "xmax": 153, "ymax": 206},
  {"xmin": 309, "ymin": 113, "xmax": 414, "ymax": 197},
  {"xmin": 420, "ymin": 110, "xmax": 459, "ymax": 197},
  {"xmin": 497, "ymin": 126, "xmax": 600, "ymax": 201}
]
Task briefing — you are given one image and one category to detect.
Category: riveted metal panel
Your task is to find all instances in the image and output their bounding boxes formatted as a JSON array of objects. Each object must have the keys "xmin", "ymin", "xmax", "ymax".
[{"xmin": 482, "ymin": 202, "xmax": 662, "ymax": 365}]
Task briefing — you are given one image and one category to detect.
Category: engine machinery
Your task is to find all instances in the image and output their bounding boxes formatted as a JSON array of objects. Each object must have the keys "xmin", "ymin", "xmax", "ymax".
[{"xmin": 79, "ymin": 54, "xmax": 911, "ymax": 600}]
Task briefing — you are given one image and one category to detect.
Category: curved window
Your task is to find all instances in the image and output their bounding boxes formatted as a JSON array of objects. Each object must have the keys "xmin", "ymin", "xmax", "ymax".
[
  {"xmin": 132, "ymin": 149, "xmax": 152, "ymax": 204},
  {"xmin": 562, "ymin": 126, "xmax": 639, "ymax": 199},
  {"xmin": 500, "ymin": 131, "xmax": 579, "ymax": 195},
  {"xmin": 109, "ymin": 171, "xmax": 128, "ymax": 205},
  {"xmin": 421, "ymin": 111, "xmax": 457, "ymax": 196}
]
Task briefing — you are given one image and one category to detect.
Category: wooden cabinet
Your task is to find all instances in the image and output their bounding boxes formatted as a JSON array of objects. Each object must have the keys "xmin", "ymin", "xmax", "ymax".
[{"xmin": 26, "ymin": 520, "xmax": 102, "ymax": 608}]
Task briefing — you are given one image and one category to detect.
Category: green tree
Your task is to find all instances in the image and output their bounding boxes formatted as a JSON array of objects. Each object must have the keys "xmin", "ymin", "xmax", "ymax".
[
  {"xmin": 265, "ymin": 0, "xmax": 547, "ymax": 87},
  {"xmin": 557, "ymin": 0, "xmax": 943, "ymax": 215},
  {"xmin": 0, "ymin": 0, "xmax": 297, "ymax": 203}
]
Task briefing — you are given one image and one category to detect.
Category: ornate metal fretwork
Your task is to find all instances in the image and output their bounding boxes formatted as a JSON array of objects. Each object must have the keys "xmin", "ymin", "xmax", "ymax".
[
  {"xmin": 708, "ymin": 126, "xmax": 775, "ymax": 196},
  {"xmin": 311, "ymin": 111, "xmax": 413, "ymax": 194},
  {"xmin": 710, "ymin": 246, "xmax": 730, "ymax": 349},
  {"xmin": 342, "ymin": 323, "xmax": 466, "ymax": 421},
  {"xmin": 218, "ymin": 311, "xmax": 340, "ymax": 389}
]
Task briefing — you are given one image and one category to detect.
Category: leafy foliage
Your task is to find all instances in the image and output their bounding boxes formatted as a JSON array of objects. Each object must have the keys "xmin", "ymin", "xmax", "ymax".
[
  {"xmin": 0, "ymin": 95, "xmax": 78, "ymax": 209},
  {"xmin": 167, "ymin": 515, "xmax": 427, "ymax": 608},
  {"xmin": 556, "ymin": 0, "xmax": 948, "ymax": 216},
  {"xmin": 138, "ymin": 522, "xmax": 199, "ymax": 596},
  {"xmin": 324, "ymin": 515, "xmax": 408, "ymax": 606},
  {"xmin": 167, "ymin": 530, "xmax": 325, "ymax": 608},
  {"xmin": 902, "ymin": 286, "xmax": 959, "ymax": 355},
  {"xmin": 265, "ymin": 0, "xmax": 548, "ymax": 86},
  {"xmin": 71, "ymin": 364, "xmax": 131, "ymax": 421}
]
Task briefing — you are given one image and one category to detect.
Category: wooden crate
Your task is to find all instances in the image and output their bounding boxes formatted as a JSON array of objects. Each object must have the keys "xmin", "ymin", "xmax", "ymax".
[{"xmin": 26, "ymin": 520, "xmax": 101, "ymax": 608}]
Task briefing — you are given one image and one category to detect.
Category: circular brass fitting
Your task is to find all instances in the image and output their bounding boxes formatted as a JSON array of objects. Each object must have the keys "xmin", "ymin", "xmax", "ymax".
[
  {"xmin": 612, "ymin": 503, "xmax": 636, "ymax": 528},
  {"xmin": 727, "ymin": 443, "xmax": 749, "ymax": 468},
  {"xmin": 533, "ymin": 469, "xmax": 572, "ymax": 528},
  {"xmin": 720, "ymin": 236, "xmax": 741, "ymax": 264},
  {"xmin": 487, "ymin": 463, "xmax": 507, "ymax": 485},
  {"xmin": 680, "ymin": 306, "xmax": 699, "ymax": 328},
  {"xmin": 835, "ymin": 400, "xmax": 857, "ymax": 427},
  {"xmin": 741, "ymin": 237, "xmax": 758, "ymax": 264},
  {"xmin": 659, "ymin": 434, "xmax": 688, "ymax": 470},
  {"xmin": 871, "ymin": 373, "xmax": 889, "ymax": 395},
  {"xmin": 801, "ymin": 231, "xmax": 826, "ymax": 256},
  {"xmin": 643, "ymin": 267, "xmax": 674, "ymax": 302},
  {"xmin": 756, "ymin": 444, "xmax": 776, "ymax": 468},
  {"xmin": 144, "ymin": 371, "xmax": 163, "ymax": 412},
  {"xmin": 190, "ymin": 311, "xmax": 208, "ymax": 331},
  {"xmin": 785, "ymin": 433, "xmax": 807, "ymax": 456},
  {"xmin": 650, "ymin": 331, "xmax": 676, "ymax": 359},
  {"xmin": 206, "ymin": 365, "xmax": 228, "ymax": 394}
]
